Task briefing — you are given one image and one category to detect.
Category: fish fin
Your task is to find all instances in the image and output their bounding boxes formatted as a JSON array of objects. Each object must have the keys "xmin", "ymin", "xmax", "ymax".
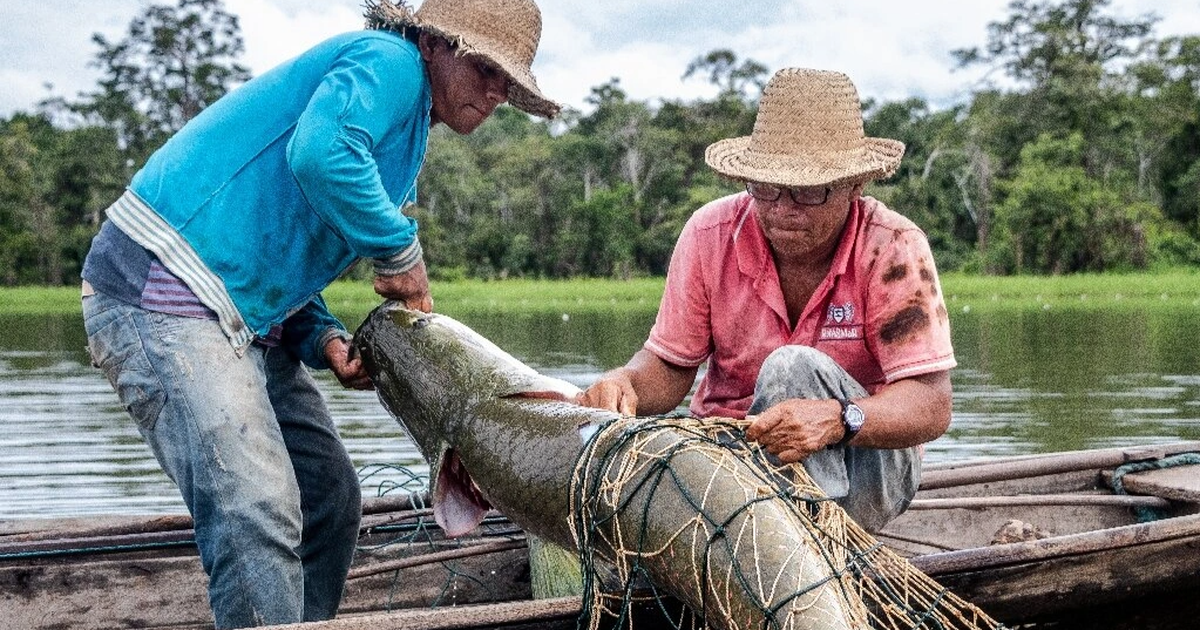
[
  {"xmin": 496, "ymin": 374, "xmax": 582, "ymax": 401},
  {"xmin": 433, "ymin": 449, "xmax": 492, "ymax": 537}
]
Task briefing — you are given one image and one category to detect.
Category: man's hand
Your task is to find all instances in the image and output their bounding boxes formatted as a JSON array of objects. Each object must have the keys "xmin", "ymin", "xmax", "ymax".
[
  {"xmin": 326, "ymin": 336, "xmax": 374, "ymax": 391},
  {"xmin": 744, "ymin": 398, "xmax": 845, "ymax": 464},
  {"xmin": 576, "ymin": 369, "xmax": 639, "ymax": 416},
  {"xmin": 374, "ymin": 259, "xmax": 433, "ymax": 313}
]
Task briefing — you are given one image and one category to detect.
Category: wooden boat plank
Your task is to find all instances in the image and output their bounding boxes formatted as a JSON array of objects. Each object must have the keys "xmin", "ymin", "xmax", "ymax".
[
  {"xmin": 929, "ymin": 531, "xmax": 1200, "ymax": 621},
  {"xmin": 1106, "ymin": 463, "xmax": 1200, "ymax": 504},
  {"xmin": 907, "ymin": 493, "xmax": 1170, "ymax": 510},
  {"xmin": 911, "ymin": 513, "xmax": 1200, "ymax": 577},
  {"xmin": 0, "ymin": 495, "xmax": 423, "ymax": 543},
  {"xmin": 262, "ymin": 597, "xmax": 581, "ymax": 630},
  {"xmin": 0, "ymin": 544, "xmax": 533, "ymax": 630},
  {"xmin": 0, "ymin": 514, "xmax": 193, "ymax": 542},
  {"xmin": 920, "ymin": 441, "xmax": 1200, "ymax": 475},
  {"xmin": 915, "ymin": 469, "xmax": 1104, "ymax": 500},
  {"xmin": 918, "ymin": 442, "xmax": 1200, "ymax": 491}
]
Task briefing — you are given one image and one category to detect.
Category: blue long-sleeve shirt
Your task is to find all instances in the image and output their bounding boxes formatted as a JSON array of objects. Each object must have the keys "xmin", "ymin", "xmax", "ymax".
[{"xmin": 93, "ymin": 30, "xmax": 431, "ymax": 364}]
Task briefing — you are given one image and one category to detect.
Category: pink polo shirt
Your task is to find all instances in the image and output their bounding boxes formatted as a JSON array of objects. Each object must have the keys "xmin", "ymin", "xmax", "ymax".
[{"xmin": 646, "ymin": 192, "xmax": 956, "ymax": 418}]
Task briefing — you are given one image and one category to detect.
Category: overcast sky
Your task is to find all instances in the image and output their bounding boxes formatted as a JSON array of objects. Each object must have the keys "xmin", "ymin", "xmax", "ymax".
[{"xmin": 2, "ymin": 0, "xmax": 1198, "ymax": 119}]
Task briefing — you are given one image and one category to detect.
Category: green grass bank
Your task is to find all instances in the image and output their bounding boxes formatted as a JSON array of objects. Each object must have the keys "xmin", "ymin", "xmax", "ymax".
[{"xmin": 6, "ymin": 269, "xmax": 1199, "ymax": 317}]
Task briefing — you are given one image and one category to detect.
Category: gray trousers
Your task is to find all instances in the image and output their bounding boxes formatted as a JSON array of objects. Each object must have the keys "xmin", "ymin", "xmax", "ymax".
[{"xmin": 749, "ymin": 345, "xmax": 920, "ymax": 532}]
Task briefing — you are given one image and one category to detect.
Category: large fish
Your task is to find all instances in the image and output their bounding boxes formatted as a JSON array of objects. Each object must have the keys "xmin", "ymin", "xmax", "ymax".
[{"xmin": 354, "ymin": 302, "xmax": 864, "ymax": 630}]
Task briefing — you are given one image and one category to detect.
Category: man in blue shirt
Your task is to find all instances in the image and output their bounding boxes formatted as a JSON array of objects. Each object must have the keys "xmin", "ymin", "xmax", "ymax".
[{"xmin": 79, "ymin": 0, "xmax": 559, "ymax": 626}]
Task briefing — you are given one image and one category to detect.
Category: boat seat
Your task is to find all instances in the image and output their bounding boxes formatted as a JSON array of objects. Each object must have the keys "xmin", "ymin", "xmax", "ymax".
[{"xmin": 1103, "ymin": 463, "xmax": 1200, "ymax": 504}]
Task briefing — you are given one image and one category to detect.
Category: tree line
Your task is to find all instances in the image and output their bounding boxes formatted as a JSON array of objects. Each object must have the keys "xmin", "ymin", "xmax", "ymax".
[{"xmin": 1, "ymin": 0, "xmax": 1197, "ymax": 286}]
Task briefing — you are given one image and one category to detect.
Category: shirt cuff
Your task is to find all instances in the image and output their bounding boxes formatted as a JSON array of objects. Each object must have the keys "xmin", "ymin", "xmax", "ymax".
[
  {"xmin": 317, "ymin": 327, "xmax": 353, "ymax": 353},
  {"xmin": 373, "ymin": 239, "xmax": 423, "ymax": 276}
]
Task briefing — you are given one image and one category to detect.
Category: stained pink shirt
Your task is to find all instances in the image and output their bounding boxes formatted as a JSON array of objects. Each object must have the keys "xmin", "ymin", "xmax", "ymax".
[{"xmin": 646, "ymin": 192, "xmax": 956, "ymax": 418}]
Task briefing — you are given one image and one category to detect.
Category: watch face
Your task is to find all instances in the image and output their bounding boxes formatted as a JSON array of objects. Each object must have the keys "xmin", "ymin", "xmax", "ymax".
[{"xmin": 844, "ymin": 402, "xmax": 865, "ymax": 431}]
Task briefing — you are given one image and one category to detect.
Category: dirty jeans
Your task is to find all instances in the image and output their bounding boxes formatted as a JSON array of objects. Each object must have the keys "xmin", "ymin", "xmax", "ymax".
[
  {"xmin": 749, "ymin": 345, "xmax": 921, "ymax": 532},
  {"xmin": 82, "ymin": 292, "xmax": 362, "ymax": 628}
]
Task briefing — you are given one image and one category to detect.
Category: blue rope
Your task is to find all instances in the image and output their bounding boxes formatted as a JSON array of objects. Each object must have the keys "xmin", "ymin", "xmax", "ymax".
[{"xmin": 1110, "ymin": 452, "xmax": 1200, "ymax": 522}]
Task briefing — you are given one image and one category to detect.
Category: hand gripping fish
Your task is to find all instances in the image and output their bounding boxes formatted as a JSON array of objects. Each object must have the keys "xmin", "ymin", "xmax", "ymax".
[{"xmin": 354, "ymin": 303, "xmax": 867, "ymax": 630}]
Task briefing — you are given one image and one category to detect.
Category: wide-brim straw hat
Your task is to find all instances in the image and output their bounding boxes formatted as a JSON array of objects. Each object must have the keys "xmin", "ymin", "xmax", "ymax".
[
  {"xmin": 365, "ymin": 0, "xmax": 560, "ymax": 119},
  {"xmin": 705, "ymin": 68, "xmax": 904, "ymax": 188}
]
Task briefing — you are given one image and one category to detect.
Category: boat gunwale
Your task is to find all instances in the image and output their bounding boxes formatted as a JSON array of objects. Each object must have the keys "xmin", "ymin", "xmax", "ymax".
[{"xmin": 911, "ymin": 512, "xmax": 1200, "ymax": 575}]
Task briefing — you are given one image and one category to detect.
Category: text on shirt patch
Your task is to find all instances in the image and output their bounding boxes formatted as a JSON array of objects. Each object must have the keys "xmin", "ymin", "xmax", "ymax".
[{"xmin": 820, "ymin": 301, "xmax": 863, "ymax": 340}]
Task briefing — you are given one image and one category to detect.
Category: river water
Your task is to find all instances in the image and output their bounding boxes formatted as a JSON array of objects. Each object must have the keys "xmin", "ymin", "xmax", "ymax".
[{"xmin": 1, "ymin": 300, "xmax": 1198, "ymax": 519}]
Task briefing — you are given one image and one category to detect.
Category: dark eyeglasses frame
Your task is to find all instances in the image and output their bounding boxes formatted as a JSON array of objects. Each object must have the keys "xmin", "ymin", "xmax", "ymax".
[{"xmin": 745, "ymin": 182, "xmax": 832, "ymax": 206}]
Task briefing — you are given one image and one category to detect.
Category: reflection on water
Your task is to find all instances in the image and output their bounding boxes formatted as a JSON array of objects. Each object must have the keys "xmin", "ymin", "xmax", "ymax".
[
  {"xmin": 0, "ymin": 304, "xmax": 1197, "ymax": 518},
  {"xmin": 947, "ymin": 304, "xmax": 1200, "ymax": 458}
]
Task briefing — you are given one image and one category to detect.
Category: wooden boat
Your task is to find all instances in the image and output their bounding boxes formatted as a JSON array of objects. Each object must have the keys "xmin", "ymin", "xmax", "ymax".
[
  {"xmin": 880, "ymin": 440, "xmax": 1200, "ymax": 628},
  {"xmin": 3, "ymin": 441, "xmax": 1198, "ymax": 630}
]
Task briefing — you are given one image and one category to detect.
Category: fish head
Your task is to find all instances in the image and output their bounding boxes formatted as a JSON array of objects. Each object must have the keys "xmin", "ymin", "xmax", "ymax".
[{"xmin": 354, "ymin": 301, "xmax": 582, "ymax": 536}]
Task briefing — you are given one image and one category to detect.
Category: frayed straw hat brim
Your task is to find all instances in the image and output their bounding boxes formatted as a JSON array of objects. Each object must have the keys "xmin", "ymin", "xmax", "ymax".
[
  {"xmin": 365, "ymin": 0, "xmax": 560, "ymax": 119},
  {"xmin": 415, "ymin": 23, "xmax": 559, "ymax": 119},
  {"xmin": 705, "ymin": 136, "xmax": 905, "ymax": 188}
]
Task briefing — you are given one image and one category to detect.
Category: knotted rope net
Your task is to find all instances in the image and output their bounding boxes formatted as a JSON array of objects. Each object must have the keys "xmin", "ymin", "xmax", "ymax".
[{"xmin": 569, "ymin": 416, "xmax": 1006, "ymax": 630}]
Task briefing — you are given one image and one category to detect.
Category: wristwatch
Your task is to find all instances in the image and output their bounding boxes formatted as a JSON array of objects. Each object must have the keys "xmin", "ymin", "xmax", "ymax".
[{"xmin": 835, "ymin": 397, "xmax": 865, "ymax": 447}]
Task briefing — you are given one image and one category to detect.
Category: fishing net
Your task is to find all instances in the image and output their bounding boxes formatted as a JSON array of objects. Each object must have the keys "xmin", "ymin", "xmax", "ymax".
[
  {"xmin": 354, "ymin": 463, "xmax": 529, "ymax": 609},
  {"xmin": 569, "ymin": 416, "xmax": 1007, "ymax": 630}
]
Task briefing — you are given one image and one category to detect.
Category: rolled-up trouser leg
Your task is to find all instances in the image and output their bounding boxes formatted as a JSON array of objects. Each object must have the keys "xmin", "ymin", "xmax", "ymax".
[{"xmin": 749, "ymin": 345, "xmax": 920, "ymax": 532}]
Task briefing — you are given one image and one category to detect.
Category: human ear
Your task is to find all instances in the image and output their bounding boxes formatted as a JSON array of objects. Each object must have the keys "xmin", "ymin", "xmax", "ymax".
[{"xmin": 417, "ymin": 32, "xmax": 439, "ymax": 61}]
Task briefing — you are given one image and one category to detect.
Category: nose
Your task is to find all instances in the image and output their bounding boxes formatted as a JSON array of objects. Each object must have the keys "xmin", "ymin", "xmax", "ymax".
[{"xmin": 487, "ymin": 75, "xmax": 510, "ymax": 106}]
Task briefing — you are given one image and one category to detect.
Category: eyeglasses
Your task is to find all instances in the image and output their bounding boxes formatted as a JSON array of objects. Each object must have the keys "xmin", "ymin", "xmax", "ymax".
[{"xmin": 745, "ymin": 182, "xmax": 831, "ymax": 206}]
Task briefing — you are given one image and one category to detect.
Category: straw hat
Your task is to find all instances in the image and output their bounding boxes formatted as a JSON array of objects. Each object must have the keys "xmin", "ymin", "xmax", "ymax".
[
  {"xmin": 365, "ymin": 0, "xmax": 560, "ymax": 119},
  {"xmin": 705, "ymin": 68, "xmax": 904, "ymax": 188}
]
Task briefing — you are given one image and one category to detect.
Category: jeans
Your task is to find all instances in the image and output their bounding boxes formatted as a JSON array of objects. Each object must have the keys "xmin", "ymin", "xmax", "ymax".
[
  {"xmin": 82, "ymin": 292, "xmax": 362, "ymax": 628},
  {"xmin": 749, "ymin": 345, "xmax": 921, "ymax": 533}
]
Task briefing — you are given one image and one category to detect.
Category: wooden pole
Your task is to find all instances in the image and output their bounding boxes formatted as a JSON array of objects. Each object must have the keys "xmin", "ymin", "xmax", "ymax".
[
  {"xmin": 260, "ymin": 596, "xmax": 583, "ymax": 630},
  {"xmin": 919, "ymin": 442, "xmax": 1200, "ymax": 490},
  {"xmin": 346, "ymin": 538, "xmax": 527, "ymax": 581},
  {"xmin": 907, "ymin": 494, "xmax": 1172, "ymax": 510}
]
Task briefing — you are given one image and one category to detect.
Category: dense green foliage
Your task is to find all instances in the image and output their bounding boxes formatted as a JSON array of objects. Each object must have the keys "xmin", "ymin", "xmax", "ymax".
[{"xmin": 1, "ymin": 0, "xmax": 1197, "ymax": 287}]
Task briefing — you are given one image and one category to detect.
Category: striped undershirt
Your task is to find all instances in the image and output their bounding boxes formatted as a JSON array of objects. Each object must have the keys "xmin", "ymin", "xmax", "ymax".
[{"xmin": 141, "ymin": 260, "xmax": 282, "ymax": 347}]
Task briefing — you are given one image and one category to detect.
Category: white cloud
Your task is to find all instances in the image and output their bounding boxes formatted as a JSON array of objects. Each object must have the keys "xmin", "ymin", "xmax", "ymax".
[
  {"xmin": 233, "ymin": 0, "xmax": 361, "ymax": 72},
  {"xmin": 0, "ymin": 0, "xmax": 1197, "ymax": 118}
]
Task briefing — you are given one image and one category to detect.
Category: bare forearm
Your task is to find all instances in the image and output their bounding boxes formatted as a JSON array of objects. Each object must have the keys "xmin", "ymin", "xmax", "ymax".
[
  {"xmin": 747, "ymin": 370, "xmax": 952, "ymax": 464},
  {"xmin": 578, "ymin": 349, "xmax": 696, "ymax": 416},
  {"xmin": 852, "ymin": 370, "xmax": 952, "ymax": 449},
  {"xmin": 623, "ymin": 349, "xmax": 696, "ymax": 415}
]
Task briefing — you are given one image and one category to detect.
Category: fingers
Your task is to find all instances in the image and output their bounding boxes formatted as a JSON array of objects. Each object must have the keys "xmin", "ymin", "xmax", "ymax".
[
  {"xmin": 326, "ymin": 337, "xmax": 375, "ymax": 391},
  {"xmin": 744, "ymin": 402, "xmax": 828, "ymax": 462},
  {"xmin": 615, "ymin": 390, "xmax": 636, "ymax": 417},
  {"xmin": 744, "ymin": 412, "xmax": 781, "ymax": 441},
  {"xmin": 339, "ymin": 371, "xmax": 375, "ymax": 391},
  {"xmin": 374, "ymin": 260, "xmax": 433, "ymax": 313},
  {"xmin": 406, "ymin": 293, "xmax": 434, "ymax": 313},
  {"xmin": 775, "ymin": 449, "xmax": 803, "ymax": 465},
  {"xmin": 337, "ymin": 357, "xmax": 375, "ymax": 390},
  {"xmin": 577, "ymin": 379, "xmax": 638, "ymax": 417}
]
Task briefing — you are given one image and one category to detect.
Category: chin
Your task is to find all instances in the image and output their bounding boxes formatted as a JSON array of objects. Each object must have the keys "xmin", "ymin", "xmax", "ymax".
[{"xmin": 445, "ymin": 108, "xmax": 488, "ymax": 134}]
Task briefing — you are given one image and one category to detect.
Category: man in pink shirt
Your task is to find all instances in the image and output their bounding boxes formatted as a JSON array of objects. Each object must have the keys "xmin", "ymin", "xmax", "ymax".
[{"xmin": 578, "ymin": 68, "xmax": 955, "ymax": 532}]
